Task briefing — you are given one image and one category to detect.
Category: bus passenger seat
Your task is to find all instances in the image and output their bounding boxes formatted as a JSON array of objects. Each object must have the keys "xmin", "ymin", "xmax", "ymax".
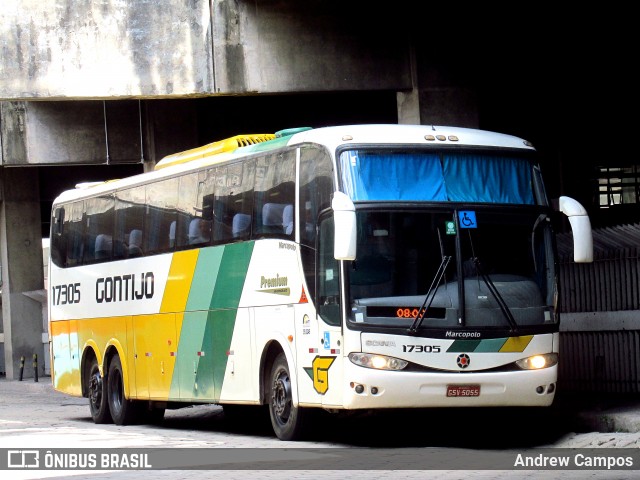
[
  {"xmin": 128, "ymin": 229, "xmax": 143, "ymax": 257},
  {"xmin": 169, "ymin": 221, "xmax": 176, "ymax": 248},
  {"xmin": 95, "ymin": 234, "xmax": 112, "ymax": 260},
  {"xmin": 262, "ymin": 203, "xmax": 287, "ymax": 234},
  {"xmin": 189, "ymin": 218, "xmax": 211, "ymax": 245},
  {"xmin": 282, "ymin": 204, "xmax": 294, "ymax": 236},
  {"xmin": 232, "ymin": 213, "xmax": 251, "ymax": 238}
]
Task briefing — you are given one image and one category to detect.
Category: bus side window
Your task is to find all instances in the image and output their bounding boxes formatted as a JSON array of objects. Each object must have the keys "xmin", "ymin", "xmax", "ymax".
[
  {"xmin": 317, "ymin": 214, "xmax": 340, "ymax": 326},
  {"xmin": 299, "ymin": 146, "xmax": 334, "ymax": 248},
  {"xmin": 64, "ymin": 202, "xmax": 84, "ymax": 267},
  {"xmin": 50, "ymin": 207, "xmax": 66, "ymax": 267},
  {"xmin": 83, "ymin": 195, "xmax": 114, "ymax": 264},
  {"xmin": 253, "ymin": 151, "xmax": 295, "ymax": 239},
  {"xmin": 215, "ymin": 160, "xmax": 255, "ymax": 243},
  {"xmin": 115, "ymin": 186, "xmax": 145, "ymax": 259},
  {"xmin": 145, "ymin": 178, "xmax": 178, "ymax": 254}
]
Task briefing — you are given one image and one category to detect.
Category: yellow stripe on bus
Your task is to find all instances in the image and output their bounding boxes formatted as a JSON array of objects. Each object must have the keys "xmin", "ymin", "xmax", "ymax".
[
  {"xmin": 160, "ymin": 250, "xmax": 200, "ymax": 314},
  {"xmin": 499, "ymin": 335, "xmax": 533, "ymax": 352}
]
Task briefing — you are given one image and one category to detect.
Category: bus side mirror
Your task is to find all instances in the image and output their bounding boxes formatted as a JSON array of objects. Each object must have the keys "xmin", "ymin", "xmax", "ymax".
[
  {"xmin": 332, "ymin": 191, "xmax": 356, "ymax": 260},
  {"xmin": 558, "ymin": 196, "xmax": 593, "ymax": 263}
]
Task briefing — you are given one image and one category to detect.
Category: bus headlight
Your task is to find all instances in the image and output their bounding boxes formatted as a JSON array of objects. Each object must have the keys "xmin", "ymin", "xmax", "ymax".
[
  {"xmin": 349, "ymin": 352, "xmax": 408, "ymax": 371},
  {"xmin": 515, "ymin": 353, "xmax": 558, "ymax": 370}
]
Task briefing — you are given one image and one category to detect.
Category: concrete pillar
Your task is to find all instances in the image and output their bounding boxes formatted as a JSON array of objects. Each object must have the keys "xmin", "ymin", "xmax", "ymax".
[
  {"xmin": 397, "ymin": 90, "xmax": 421, "ymax": 125},
  {"xmin": 0, "ymin": 167, "xmax": 44, "ymax": 380},
  {"xmin": 397, "ymin": 43, "xmax": 421, "ymax": 125}
]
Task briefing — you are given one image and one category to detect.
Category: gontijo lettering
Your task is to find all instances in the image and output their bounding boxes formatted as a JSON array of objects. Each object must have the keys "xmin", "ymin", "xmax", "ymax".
[{"xmin": 96, "ymin": 272, "xmax": 154, "ymax": 303}]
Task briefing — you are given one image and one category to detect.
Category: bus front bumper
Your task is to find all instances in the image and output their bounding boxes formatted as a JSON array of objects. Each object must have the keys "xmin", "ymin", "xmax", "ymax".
[{"xmin": 341, "ymin": 362, "xmax": 557, "ymax": 409}]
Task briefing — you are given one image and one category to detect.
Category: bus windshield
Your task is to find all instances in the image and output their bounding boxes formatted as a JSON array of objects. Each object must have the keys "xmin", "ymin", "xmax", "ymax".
[
  {"xmin": 346, "ymin": 207, "xmax": 556, "ymax": 331},
  {"xmin": 339, "ymin": 149, "xmax": 537, "ymax": 204}
]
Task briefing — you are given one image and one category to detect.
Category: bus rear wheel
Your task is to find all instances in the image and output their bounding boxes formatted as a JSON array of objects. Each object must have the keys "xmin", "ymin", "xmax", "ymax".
[
  {"xmin": 88, "ymin": 357, "xmax": 112, "ymax": 424},
  {"xmin": 107, "ymin": 354, "xmax": 137, "ymax": 425},
  {"xmin": 268, "ymin": 353, "xmax": 307, "ymax": 441}
]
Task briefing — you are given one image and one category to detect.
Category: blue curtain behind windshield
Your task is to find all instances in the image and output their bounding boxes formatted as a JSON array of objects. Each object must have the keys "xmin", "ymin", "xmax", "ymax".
[
  {"xmin": 341, "ymin": 151, "xmax": 534, "ymax": 204},
  {"xmin": 341, "ymin": 151, "xmax": 447, "ymax": 201},
  {"xmin": 443, "ymin": 154, "xmax": 534, "ymax": 204}
]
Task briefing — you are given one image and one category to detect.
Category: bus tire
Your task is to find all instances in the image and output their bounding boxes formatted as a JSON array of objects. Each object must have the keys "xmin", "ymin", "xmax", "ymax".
[
  {"xmin": 107, "ymin": 354, "xmax": 137, "ymax": 426},
  {"xmin": 268, "ymin": 352, "xmax": 307, "ymax": 441},
  {"xmin": 87, "ymin": 357, "xmax": 112, "ymax": 424}
]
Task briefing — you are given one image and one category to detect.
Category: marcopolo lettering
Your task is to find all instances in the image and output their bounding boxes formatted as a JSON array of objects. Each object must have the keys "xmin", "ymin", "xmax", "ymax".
[
  {"xmin": 445, "ymin": 331, "xmax": 481, "ymax": 338},
  {"xmin": 96, "ymin": 272, "xmax": 154, "ymax": 303}
]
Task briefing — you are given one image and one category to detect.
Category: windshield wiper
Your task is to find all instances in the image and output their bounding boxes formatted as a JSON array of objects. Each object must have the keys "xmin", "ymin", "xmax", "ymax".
[
  {"xmin": 471, "ymin": 257, "xmax": 519, "ymax": 333},
  {"xmin": 408, "ymin": 255, "xmax": 451, "ymax": 334}
]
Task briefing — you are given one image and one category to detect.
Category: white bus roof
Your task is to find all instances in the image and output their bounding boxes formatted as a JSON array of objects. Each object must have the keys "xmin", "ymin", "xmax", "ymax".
[{"xmin": 52, "ymin": 124, "xmax": 535, "ymax": 205}]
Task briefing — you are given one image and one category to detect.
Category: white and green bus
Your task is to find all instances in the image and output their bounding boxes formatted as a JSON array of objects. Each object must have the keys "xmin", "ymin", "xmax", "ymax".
[{"xmin": 48, "ymin": 124, "xmax": 593, "ymax": 440}]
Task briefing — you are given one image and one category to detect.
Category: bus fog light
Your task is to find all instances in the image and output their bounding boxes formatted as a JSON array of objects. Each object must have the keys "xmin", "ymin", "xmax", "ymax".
[
  {"xmin": 355, "ymin": 384, "xmax": 364, "ymax": 394},
  {"xmin": 349, "ymin": 352, "xmax": 408, "ymax": 371},
  {"xmin": 516, "ymin": 353, "xmax": 558, "ymax": 370}
]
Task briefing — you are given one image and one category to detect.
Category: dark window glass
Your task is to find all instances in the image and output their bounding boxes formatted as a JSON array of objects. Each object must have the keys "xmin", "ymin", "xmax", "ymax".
[
  {"xmin": 300, "ymin": 146, "xmax": 333, "ymax": 248},
  {"xmin": 115, "ymin": 187, "xmax": 146, "ymax": 259},
  {"xmin": 317, "ymin": 214, "xmax": 341, "ymax": 326},
  {"xmin": 253, "ymin": 150, "xmax": 295, "ymax": 239},
  {"xmin": 144, "ymin": 178, "xmax": 178, "ymax": 254},
  {"xmin": 213, "ymin": 160, "xmax": 255, "ymax": 242},
  {"xmin": 84, "ymin": 196, "xmax": 115, "ymax": 264}
]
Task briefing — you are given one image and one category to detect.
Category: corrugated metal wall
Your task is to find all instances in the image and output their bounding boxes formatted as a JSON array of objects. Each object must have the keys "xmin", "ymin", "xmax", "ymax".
[
  {"xmin": 559, "ymin": 331, "xmax": 640, "ymax": 393},
  {"xmin": 557, "ymin": 227, "xmax": 640, "ymax": 393},
  {"xmin": 559, "ymin": 247, "xmax": 640, "ymax": 313}
]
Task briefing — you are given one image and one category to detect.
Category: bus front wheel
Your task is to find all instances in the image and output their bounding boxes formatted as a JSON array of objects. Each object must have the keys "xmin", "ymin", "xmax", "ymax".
[
  {"xmin": 88, "ymin": 357, "xmax": 112, "ymax": 424},
  {"xmin": 268, "ymin": 353, "xmax": 307, "ymax": 441},
  {"xmin": 107, "ymin": 354, "xmax": 137, "ymax": 425}
]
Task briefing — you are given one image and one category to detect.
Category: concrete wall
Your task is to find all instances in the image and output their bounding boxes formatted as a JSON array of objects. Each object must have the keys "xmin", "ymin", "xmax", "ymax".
[
  {"xmin": 1, "ymin": 100, "xmax": 200, "ymax": 166},
  {"xmin": 1, "ymin": 1, "xmax": 411, "ymax": 100},
  {"xmin": 212, "ymin": 1, "xmax": 411, "ymax": 94},
  {"xmin": 0, "ymin": 0, "xmax": 214, "ymax": 99}
]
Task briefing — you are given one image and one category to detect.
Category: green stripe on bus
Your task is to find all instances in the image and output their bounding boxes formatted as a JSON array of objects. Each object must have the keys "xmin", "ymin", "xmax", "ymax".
[
  {"xmin": 185, "ymin": 247, "xmax": 224, "ymax": 311},
  {"xmin": 210, "ymin": 242, "xmax": 254, "ymax": 310},
  {"xmin": 446, "ymin": 339, "xmax": 481, "ymax": 352},
  {"xmin": 474, "ymin": 338, "xmax": 508, "ymax": 352},
  {"xmin": 170, "ymin": 310, "xmax": 211, "ymax": 399},
  {"xmin": 446, "ymin": 337, "xmax": 522, "ymax": 353},
  {"xmin": 210, "ymin": 242, "xmax": 254, "ymax": 400},
  {"xmin": 171, "ymin": 242, "xmax": 254, "ymax": 401}
]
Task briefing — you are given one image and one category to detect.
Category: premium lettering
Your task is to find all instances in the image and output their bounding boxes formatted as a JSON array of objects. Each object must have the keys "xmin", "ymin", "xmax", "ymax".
[{"xmin": 260, "ymin": 274, "xmax": 288, "ymax": 289}]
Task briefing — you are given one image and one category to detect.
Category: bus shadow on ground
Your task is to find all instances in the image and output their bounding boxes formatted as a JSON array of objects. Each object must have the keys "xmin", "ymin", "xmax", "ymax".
[{"xmin": 157, "ymin": 402, "xmax": 579, "ymax": 449}]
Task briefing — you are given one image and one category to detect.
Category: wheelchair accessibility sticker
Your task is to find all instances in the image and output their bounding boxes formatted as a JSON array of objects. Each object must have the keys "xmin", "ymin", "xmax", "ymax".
[{"xmin": 458, "ymin": 211, "xmax": 477, "ymax": 228}]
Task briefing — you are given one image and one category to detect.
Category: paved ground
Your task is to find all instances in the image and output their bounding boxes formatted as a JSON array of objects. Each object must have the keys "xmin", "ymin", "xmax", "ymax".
[{"xmin": 2, "ymin": 377, "xmax": 640, "ymax": 479}]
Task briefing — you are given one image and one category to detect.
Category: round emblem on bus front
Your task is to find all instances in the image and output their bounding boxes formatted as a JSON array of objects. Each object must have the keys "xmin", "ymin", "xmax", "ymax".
[{"xmin": 456, "ymin": 353, "xmax": 470, "ymax": 369}]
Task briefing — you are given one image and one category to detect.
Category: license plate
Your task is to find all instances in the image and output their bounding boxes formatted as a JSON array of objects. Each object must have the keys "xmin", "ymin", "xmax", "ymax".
[{"xmin": 446, "ymin": 385, "xmax": 481, "ymax": 397}]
